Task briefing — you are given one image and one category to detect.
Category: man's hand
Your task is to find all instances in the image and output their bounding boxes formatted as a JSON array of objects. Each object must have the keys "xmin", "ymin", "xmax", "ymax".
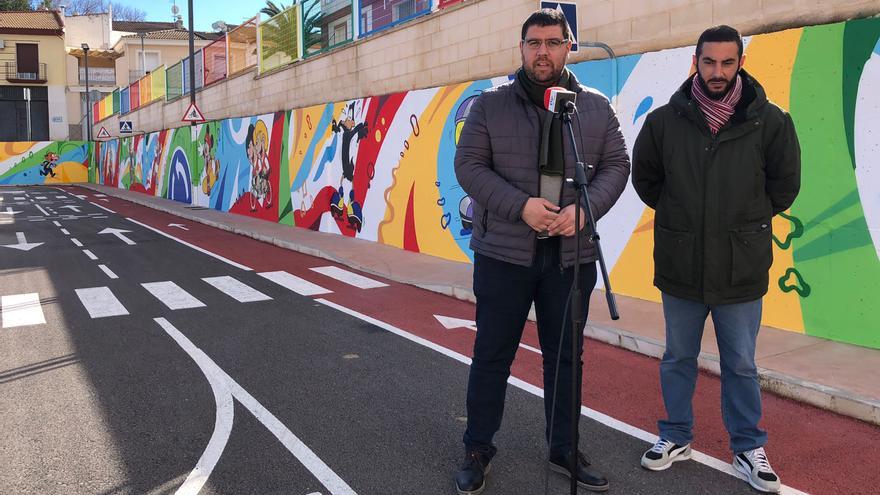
[
  {"xmin": 547, "ymin": 204, "xmax": 586, "ymax": 237},
  {"xmin": 521, "ymin": 198, "xmax": 560, "ymax": 232}
]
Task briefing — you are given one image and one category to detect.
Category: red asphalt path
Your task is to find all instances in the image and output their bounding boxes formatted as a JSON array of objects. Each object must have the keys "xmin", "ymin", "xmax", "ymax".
[{"xmin": 72, "ymin": 187, "xmax": 880, "ymax": 495}]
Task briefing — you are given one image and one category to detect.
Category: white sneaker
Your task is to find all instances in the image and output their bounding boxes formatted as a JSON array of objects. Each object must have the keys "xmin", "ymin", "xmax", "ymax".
[
  {"xmin": 640, "ymin": 438, "xmax": 691, "ymax": 471},
  {"xmin": 733, "ymin": 447, "xmax": 781, "ymax": 493}
]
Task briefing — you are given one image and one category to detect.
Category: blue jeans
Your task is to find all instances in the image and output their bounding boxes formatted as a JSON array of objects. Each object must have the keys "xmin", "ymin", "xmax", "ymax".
[
  {"xmin": 658, "ymin": 292, "xmax": 767, "ymax": 454},
  {"xmin": 463, "ymin": 237, "xmax": 598, "ymax": 457}
]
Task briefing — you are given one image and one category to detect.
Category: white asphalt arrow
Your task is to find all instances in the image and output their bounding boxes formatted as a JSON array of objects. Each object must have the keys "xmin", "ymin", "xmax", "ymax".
[
  {"xmin": 61, "ymin": 205, "xmax": 82, "ymax": 213},
  {"xmin": 2, "ymin": 232, "xmax": 43, "ymax": 251},
  {"xmin": 0, "ymin": 207, "xmax": 22, "ymax": 215},
  {"xmin": 99, "ymin": 227, "xmax": 136, "ymax": 245},
  {"xmin": 168, "ymin": 223, "xmax": 190, "ymax": 231},
  {"xmin": 434, "ymin": 314, "xmax": 478, "ymax": 332}
]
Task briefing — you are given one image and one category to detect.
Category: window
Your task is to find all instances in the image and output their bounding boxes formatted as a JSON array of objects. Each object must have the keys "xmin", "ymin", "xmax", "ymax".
[
  {"xmin": 361, "ymin": 4, "xmax": 373, "ymax": 33},
  {"xmin": 136, "ymin": 50, "xmax": 161, "ymax": 72},
  {"xmin": 15, "ymin": 43, "xmax": 39, "ymax": 79},
  {"xmin": 392, "ymin": 0, "xmax": 416, "ymax": 22}
]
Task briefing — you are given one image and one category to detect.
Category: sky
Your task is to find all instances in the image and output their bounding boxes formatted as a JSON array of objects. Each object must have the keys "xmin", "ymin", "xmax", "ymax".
[{"xmin": 110, "ymin": 0, "xmax": 273, "ymax": 32}]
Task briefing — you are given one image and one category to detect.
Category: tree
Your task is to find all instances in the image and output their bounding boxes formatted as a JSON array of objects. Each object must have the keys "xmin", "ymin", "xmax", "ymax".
[
  {"xmin": 29, "ymin": 0, "xmax": 145, "ymax": 20},
  {"xmin": 260, "ymin": 0, "xmax": 324, "ymax": 53},
  {"xmin": 0, "ymin": 0, "xmax": 32, "ymax": 10}
]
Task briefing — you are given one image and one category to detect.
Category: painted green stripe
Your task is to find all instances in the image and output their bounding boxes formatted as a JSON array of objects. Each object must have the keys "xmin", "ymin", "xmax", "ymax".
[{"xmin": 790, "ymin": 22, "xmax": 880, "ymax": 348}]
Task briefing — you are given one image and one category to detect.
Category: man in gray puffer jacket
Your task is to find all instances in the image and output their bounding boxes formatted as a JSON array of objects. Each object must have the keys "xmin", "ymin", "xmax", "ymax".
[{"xmin": 453, "ymin": 8, "xmax": 630, "ymax": 495}]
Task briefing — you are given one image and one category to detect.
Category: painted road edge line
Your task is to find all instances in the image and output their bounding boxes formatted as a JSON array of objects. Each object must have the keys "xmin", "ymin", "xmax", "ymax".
[
  {"xmin": 126, "ymin": 217, "xmax": 252, "ymax": 271},
  {"xmin": 154, "ymin": 317, "xmax": 357, "ymax": 495},
  {"xmin": 89, "ymin": 201, "xmax": 116, "ymax": 214},
  {"xmin": 314, "ymin": 298, "xmax": 809, "ymax": 495}
]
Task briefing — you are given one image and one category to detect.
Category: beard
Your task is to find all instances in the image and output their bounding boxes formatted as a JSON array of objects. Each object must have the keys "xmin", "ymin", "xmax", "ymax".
[
  {"xmin": 698, "ymin": 73, "xmax": 735, "ymax": 100},
  {"xmin": 523, "ymin": 58, "xmax": 563, "ymax": 86}
]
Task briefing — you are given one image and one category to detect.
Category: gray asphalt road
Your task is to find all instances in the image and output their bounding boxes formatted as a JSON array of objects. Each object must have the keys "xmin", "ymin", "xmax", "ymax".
[{"xmin": 0, "ymin": 185, "xmax": 756, "ymax": 495}]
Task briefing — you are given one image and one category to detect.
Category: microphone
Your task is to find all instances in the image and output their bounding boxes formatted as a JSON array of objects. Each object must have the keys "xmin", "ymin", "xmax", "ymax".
[{"xmin": 543, "ymin": 86, "xmax": 576, "ymax": 114}]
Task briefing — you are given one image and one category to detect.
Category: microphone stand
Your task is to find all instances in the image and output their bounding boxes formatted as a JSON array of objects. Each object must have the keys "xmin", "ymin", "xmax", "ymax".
[{"xmin": 559, "ymin": 99, "xmax": 619, "ymax": 495}]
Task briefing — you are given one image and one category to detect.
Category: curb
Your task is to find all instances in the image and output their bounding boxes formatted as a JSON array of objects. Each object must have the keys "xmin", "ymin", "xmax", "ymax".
[{"xmin": 80, "ymin": 184, "xmax": 880, "ymax": 427}]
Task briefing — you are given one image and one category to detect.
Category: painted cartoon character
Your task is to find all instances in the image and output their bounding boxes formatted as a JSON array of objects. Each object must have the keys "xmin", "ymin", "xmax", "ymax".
[
  {"xmin": 200, "ymin": 127, "xmax": 220, "ymax": 196},
  {"xmin": 329, "ymin": 101, "xmax": 368, "ymax": 232},
  {"xmin": 149, "ymin": 135, "xmax": 167, "ymax": 194},
  {"xmin": 247, "ymin": 119, "xmax": 272, "ymax": 212},
  {"xmin": 39, "ymin": 152, "xmax": 59, "ymax": 178}
]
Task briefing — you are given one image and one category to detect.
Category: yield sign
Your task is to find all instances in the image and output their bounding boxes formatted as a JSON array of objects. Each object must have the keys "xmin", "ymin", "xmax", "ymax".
[
  {"xmin": 182, "ymin": 102, "xmax": 206, "ymax": 123},
  {"xmin": 96, "ymin": 126, "xmax": 111, "ymax": 139}
]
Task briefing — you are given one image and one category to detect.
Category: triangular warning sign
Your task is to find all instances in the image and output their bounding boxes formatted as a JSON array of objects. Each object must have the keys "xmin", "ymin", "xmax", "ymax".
[
  {"xmin": 182, "ymin": 102, "xmax": 206, "ymax": 123},
  {"xmin": 96, "ymin": 126, "xmax": 111, "ymax": 139}
]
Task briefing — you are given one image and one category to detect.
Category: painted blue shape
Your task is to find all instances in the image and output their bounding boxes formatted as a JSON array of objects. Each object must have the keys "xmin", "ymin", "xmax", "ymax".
[
  {"xmin": 167, "ymin": 147, "xmax": 192, "ymax": 204},
  {"xmin": 290, "ymin": 104, "xmax": 335, "ymax": 193},
  {"xmin": 569, "ymin": 53, "xmax": 641, "ymax": 100},
  {"xmin": 634, "ymin": 96, "xmax": 654, "ymax": 124},
  {"xmin": 312, "ymin": 131, "xmax": 339, "ymax": 182}
]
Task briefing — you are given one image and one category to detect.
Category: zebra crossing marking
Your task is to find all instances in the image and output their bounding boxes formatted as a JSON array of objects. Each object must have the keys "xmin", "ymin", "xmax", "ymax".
[
  {"xmin": 1, "ymin": 293, "xmax": 46, "ymax": 328},
  {"xmin": 75, "ymin": 287, "xmax": 129, "ymax": 318}
]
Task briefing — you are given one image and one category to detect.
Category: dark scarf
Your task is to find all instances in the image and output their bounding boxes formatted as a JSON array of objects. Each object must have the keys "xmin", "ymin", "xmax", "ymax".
[
  {"xmin": 517, "ymin": 67, "xmax": 572, "ymax": 176},
  {"xmin": 691, "ymin": 73, "xmax": 743, "ymax": 134}
]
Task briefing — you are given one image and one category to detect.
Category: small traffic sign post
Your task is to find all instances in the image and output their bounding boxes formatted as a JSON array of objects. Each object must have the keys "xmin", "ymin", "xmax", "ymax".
[
  {"xmin": 182, "ymin": 102, "xmax": 206, "ymax": 123},
  {"xmin": 96, "ymin": 127, "xmax": 111, "ymax": 139},
  {"xmin": 119, "ymin": 121, "xmax": 133, "ymax": 134},
  {"xmin": 540, "ymin": 1, "xmax": 579, "ymax": 52}
]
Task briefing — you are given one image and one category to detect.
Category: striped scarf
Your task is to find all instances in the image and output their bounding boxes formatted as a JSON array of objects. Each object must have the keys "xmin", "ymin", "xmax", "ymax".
[{"xmin": 691, "ymin": 73, "xmax": 742, "ymax": 134}]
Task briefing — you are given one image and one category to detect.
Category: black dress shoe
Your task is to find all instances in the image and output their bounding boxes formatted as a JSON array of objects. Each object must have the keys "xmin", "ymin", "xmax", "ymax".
[
  {"xmin": 454, "ymin": 448, "xmax": 493, "ymax": 495},
  {"xmin": 548, "ymin": 450, "xmax": 610, "ymax": 492}
]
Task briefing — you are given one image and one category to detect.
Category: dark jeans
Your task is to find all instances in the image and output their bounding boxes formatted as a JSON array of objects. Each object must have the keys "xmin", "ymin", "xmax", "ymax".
[{"xmin": 463, "ymin": 237, "xmax": 598, "ymax": 457}]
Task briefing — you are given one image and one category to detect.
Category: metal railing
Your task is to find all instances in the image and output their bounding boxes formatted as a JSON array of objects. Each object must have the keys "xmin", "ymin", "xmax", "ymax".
[{"xmin": 5, "ymin": 62, "xmax": 47, "ymax": 82}]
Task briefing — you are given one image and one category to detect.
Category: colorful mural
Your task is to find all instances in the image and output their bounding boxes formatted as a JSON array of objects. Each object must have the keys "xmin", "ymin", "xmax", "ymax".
[
  {"xmin": 0, "ymin": 141, "xmax": 92, "ymax": 185},
  {"xmin": 93, "ymin": 19, "xmax": 880, "ymax": 349}
]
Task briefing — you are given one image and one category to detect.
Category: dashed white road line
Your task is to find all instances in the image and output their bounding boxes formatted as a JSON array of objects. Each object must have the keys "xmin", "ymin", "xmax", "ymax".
[
  {"xmin": 126, "ymin": 218, "xmax": 252, "ymax": 271},
  {"xmin": 1, "ymin": 293, "xmax": 46, "ymax": 328},
  {"xmin": 98, "ymin": 264, "xmax": 118, "ymax": 279},
  {"xmin": 309, "ymin": 266, "xmax": 388, "ymax": 289},
  {"xmin": 74, "ymin": 287, "xmax": 129, "ymax": 318},
  {"xmin": 154, "ymin": 317, "xmax": 356, "ymax": 495},
  {"xmin": 314, "ymin": 299, "xmax": 809, "ymax": 495},
  {"xmin": 142, "ymin": 281, "xmax": 205, "ymax": 310},
  {"xmin": 259, "ymin": 271, "xmax": 331, "ymax": 296},
  {"xmin": 202, "ymin": 276, "xmax": 272, "ymax": 303}
]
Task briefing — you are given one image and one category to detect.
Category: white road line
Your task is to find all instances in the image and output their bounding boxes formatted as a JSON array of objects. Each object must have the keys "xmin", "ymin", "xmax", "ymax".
[
  {"xmin": 1, "ymin": 293, "xmax": 46, "ymax": 328},
  {"xmin": 126, "ymin": 218, "xmax": 252, "ymax": 271},
  {"xmin": 258, "ymin": 271, "xmax": 331, "ymax": 296},
  {"xmin": 89, "ymin": 201, "xmax": 116, "ymax": 214},
  {"xmin": 98, "ymin": 264, "xmax": 118, "ymax": 279},
  {"xmin": 309, "ymin": 266, "xmax": 388, "ymax": 289},
  {"xmin": 74, "ymin": 287, "xmax": 129, "ymax": 318},
  {"xmin": 34, "ymin": 204, "xmax": 50, "ymax": 216},
  {"xmin": 142, "ymin": 281, "xmax": 206, "ymax": 310},
  {"xmin": 202, "ymin": 276, "xmax": 272, "ymax": 303},
  {"xmin": 154, "ymin": 318, "xmax": 356, "ymax": 495},
  {"xmin": 314, "ymin": 299, "xmax": 809, "ymax": 495},
  {"xmin": 83, "ymin": 249, "xmax": 98, "ymax": 260},
  {"xmin": 71, "ymin": 238, "xmax": 83, "ymax": 247},
  {"xmin": 60, "ymin": 228, "xmax": 70, "ymax": 235}
]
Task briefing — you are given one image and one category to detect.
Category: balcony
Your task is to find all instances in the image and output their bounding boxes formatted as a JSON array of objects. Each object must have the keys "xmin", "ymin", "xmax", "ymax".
[
  {"xmin": 4, "ymin": 62, "xmax": 47, "ymax": 83},
  {"xmin": 79, "ymin": 67, "xmax": 117, "ymax": 86}
]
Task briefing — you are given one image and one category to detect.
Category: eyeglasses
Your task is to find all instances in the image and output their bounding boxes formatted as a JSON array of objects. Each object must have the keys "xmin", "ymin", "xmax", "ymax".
[{"xmin": 523, "ymin": 38, "xmax": 569, "ymax": 51}]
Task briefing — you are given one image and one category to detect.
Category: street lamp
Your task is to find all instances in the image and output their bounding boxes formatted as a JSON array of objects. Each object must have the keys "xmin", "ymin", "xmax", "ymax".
[{"xmin": 82, "ymin": 43, "xmax": 92, "ymax": 142}]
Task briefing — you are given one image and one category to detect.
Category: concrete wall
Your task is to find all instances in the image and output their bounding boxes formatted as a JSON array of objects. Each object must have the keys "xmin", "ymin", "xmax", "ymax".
[{"xmin": 96, "ymin": 0, "xmax": 880, "ymax": 137}]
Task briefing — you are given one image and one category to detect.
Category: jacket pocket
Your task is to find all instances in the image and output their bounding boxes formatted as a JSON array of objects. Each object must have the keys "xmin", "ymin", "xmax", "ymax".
[
  {"xmin": 654, "ymin": 225, "xmax": 695, "ymax": 286},
  {"xmin": 729, "ymin": 222, "xmax": 773, "ymax": 286}
]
